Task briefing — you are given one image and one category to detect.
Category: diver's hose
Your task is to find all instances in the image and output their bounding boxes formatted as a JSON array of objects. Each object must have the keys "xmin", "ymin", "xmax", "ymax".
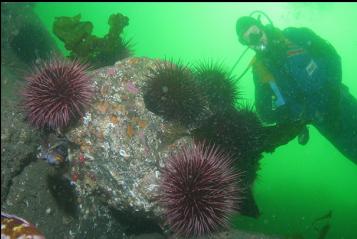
[
  {"xmin": 249, "ymin": 10, "xmax": 274, "ymax": 27},
  {"xmin": 228, "ymin": 46, "xmax": 249, "ymax": 76}
]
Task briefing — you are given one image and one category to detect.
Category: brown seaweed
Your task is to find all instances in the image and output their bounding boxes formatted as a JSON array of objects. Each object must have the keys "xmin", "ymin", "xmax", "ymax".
[{"xmin": 53, "ymin": 13, "xmax": 133, "ymax": 68}]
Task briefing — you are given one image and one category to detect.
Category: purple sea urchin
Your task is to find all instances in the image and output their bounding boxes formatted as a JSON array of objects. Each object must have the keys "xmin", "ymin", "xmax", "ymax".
[
  {"xmin": 22, "ymin": 57, "xmax": 93, "ymax": 130},
  {"xmin": 143, "ymin": 60, "xmax": 208, "ymax": 128},
  {"xmin": 192, "ymin": 106, "xmax": 264, "ymax": 162},
  {"xmin": 158, "ymin": 142, "xmax": 242, "ymax": 237},
  {"xmin": 194, "ymin": 60, "xmax": 241, "ymax": 113}
]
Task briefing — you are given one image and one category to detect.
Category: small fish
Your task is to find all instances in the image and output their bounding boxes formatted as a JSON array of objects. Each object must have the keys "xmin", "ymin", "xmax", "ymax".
[
  {"xmin": 1, "ymin": 212, "xmax": 46, "ymax": 239},
  {"xmin": 41, "ymin": 151, "xmax": 66, "ymax": 165},
  {"xmin": 38, "ymin": 139, "xmax": 68, "ymax": 166}
]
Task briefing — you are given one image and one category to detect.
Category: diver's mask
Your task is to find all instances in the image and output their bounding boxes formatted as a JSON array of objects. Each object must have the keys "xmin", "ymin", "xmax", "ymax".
[
  {"xmin": 248, "ymin": 31, "xmax": 262, "ymax": 45},
  {"xmin": 244, "ymin": 28, "xmax": 267, "ymax": 52}
]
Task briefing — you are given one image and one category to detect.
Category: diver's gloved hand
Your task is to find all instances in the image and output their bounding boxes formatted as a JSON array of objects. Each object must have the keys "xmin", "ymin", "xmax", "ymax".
[
  {"xmin": 298, "ymin": 125, "xmax": 310, "ymax": 145},
  {"xmin": 262, "ymin": 120, "xmax": 306, "ymax": 153}
]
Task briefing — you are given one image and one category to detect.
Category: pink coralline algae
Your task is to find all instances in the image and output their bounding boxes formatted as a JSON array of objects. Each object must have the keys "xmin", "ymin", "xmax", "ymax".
[
  {"xmin": 106, "ymin": 67, "xmax": 117, "ymax": 77},
  {"xmin": 126, "ymin": 82, "xmax": 139, "ymax": 94}
]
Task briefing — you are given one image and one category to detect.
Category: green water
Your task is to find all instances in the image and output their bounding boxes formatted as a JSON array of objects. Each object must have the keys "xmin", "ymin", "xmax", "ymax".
[{"xmin": 34, "ymin": 2, "xmax": 357, "ymax": 239}]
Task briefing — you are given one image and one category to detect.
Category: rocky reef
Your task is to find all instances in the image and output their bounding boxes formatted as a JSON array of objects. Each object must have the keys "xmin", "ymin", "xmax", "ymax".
[{"xmin": 2, "ymin": 55, "xmax": 287, "ymax": 239}]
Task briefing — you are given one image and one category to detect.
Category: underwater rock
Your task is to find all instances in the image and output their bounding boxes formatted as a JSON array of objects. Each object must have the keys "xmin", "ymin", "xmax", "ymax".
[
  {"xmin": 66, "ymin": 57, "xmax": 193, "ymax": 235},
  {"xmin": 53, "ymin": 13, "xmax": 132, "ymax": 68},
  {"xmin": 2, "ymin": 160, "xmax": 65, "ymax": 238},
  {"xmin": 1, "ymin": 4, "xmax": 55, "ymax": 202},
  {"xmin": 1, "ymin": 2, "xmax": 61, "ymax": 66},
  {"xmin": 2, "ymin": 159, "xmax": 126, "ymax": 239},
  {"xmin": 1, "ymin": 97, "xmax": 42, "ymax": 204}
]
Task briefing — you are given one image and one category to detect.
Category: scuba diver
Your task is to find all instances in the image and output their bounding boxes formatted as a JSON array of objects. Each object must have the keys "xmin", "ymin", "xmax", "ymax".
[{"xmin": 234, "ymin": 14, "xmax": 357, "ymax": 162}]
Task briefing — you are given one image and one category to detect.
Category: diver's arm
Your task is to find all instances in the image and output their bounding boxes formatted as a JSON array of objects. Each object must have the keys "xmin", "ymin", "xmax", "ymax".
[{"xmin": 252, "ymin": 65, "xmax": 276, "ymax": 124}]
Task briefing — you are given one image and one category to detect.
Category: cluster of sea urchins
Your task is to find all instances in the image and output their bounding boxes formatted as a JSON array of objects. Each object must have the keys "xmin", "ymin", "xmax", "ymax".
[
  {"xmin": 22, "ymin": 57, "xmax": 93, "ymax": 130},
  {"xmin": 143, "ymin": 59, "xmax": 241, "ymax": 129},
  {"xmin": 158, "ymin": 142, "xmax": 242, "ymax": 237}
]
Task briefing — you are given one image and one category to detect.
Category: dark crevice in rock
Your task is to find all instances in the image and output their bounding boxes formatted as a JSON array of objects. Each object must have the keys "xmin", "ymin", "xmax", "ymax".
[
  {"xmin": 109, "ymin": 207, "xmax": 164, "ymax": 236},
  {"xmin": 1, "ymin": 153, "xmax": 37, "ymax": 203}
]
